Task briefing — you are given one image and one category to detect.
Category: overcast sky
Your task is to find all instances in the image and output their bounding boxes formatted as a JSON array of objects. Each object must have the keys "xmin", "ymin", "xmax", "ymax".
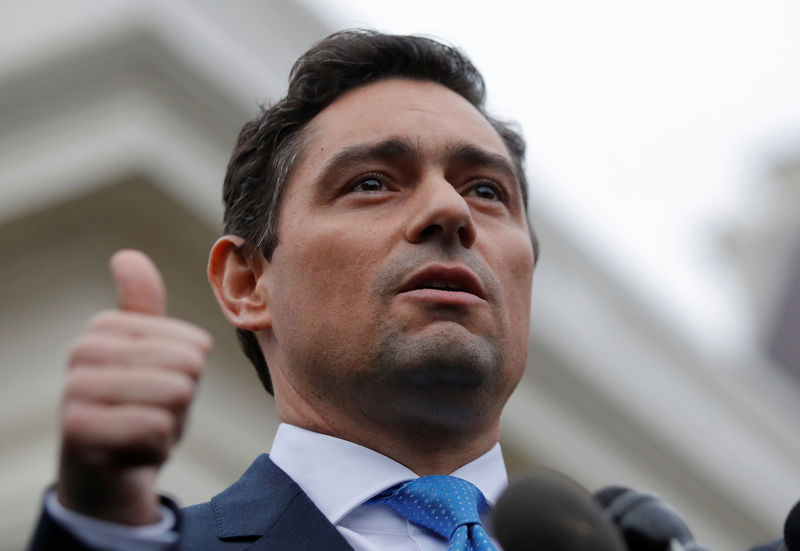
[{"xmin": 303, "ymin": 0, "xmax": 800, "ymax": 353}]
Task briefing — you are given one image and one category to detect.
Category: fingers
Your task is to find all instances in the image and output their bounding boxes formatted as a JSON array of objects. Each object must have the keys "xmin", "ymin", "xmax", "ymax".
[
  {"xmin": 110, "ymin": 249, "xmax": 167, "ymax": 316},
  {"xmin": 65, "ymin": 250, "xmax": 212, "ymax": 439},
  {"xmin": 63, "ymin": 306, "xmax": 213, "ymax": 458},
  {"xmin": 68, "ymin": 333, "xmax": 206, "ymax": 379},
  {"xmin": 57, "ymin": 249, "xmax": 213, "ymax": 523},
  {"xmin": 65, "ymin": 367, "xmax": 196, "ymax": 412},
  {"xmin": 87, "ymin": 310, "xmax": 213, "ymax": 353},
  {"xmin": 62, "ymin": 402, "xmax": 176, "ymax": 467}
]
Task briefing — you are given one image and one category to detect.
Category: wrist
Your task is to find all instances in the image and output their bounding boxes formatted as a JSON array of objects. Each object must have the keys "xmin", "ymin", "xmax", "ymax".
[{"xmin": 57, "ymin": 463, "xmax": 160, "ymax": 525}]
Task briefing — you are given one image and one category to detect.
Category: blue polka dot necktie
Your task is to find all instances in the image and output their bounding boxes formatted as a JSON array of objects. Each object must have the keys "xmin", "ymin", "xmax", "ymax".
[{"xmin": 373, "ymin": 475, "xmax": 498, "ymax": 551}]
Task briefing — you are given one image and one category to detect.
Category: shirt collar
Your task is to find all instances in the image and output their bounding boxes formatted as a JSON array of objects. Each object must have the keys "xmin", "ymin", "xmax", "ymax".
[{"xmin": 269, "ymin": 423, "xmax": 508, "ymax": 526}]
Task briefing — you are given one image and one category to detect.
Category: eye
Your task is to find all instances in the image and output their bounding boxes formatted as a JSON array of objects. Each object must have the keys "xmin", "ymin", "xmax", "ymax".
[
  {"xmin": 467, "ymin": 182, "xmax": 503, "ymax": 201},
  {"xmin": 350, "ymin": 174, "xmax": 387, "ymax": 193}
]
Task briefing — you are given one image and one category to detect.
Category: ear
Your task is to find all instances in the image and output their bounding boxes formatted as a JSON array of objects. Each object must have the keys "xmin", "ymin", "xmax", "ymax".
[{"xmin": 208, "ymin": 236, "xmax": 272, "ymax": 331}]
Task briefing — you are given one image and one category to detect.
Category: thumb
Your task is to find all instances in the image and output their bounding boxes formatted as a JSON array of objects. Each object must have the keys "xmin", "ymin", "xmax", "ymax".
[{"xmin": 109, "ymin": 249, "xmax": 167, "ymax": 316}]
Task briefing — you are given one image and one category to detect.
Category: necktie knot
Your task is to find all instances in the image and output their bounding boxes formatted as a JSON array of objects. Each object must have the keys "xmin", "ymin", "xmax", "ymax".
[{"xmin": 373, "ymin": 475, "xmax": 496, "ymax": 550}]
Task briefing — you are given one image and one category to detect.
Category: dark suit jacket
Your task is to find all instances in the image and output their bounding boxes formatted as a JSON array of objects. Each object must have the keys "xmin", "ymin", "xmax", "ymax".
[{"xmin": 28, "ymin": 454, "xmax": 354, "ymax": 550}]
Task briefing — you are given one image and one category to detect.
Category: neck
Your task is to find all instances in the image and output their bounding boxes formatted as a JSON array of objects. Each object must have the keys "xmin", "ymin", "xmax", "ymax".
[
  {"xmin": 276, "ymin": 391, "xmax": 500, "ymax": 475},
  {"xmin": 350, "ymin": 422, "xmax": 500, "ymax": 476},
  {"xmin": 269, "ymin": 353, "xmax": 506, "ymax": 474}
]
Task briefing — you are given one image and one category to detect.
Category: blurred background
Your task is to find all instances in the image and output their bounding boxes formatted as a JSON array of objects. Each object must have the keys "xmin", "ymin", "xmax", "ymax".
[{"xmin": 2, "ymin": 1, "xmax": 799, "ymax": 549}]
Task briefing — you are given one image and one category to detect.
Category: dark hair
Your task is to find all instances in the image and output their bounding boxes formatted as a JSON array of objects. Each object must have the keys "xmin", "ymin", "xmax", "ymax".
[{"xmin": 222, "ymin": 29, "xmax": 537, "ymax": 395}]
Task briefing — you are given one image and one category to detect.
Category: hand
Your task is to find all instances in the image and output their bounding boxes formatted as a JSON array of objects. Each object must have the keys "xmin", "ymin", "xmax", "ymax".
[{"xmin": 56, "ymin": 250, "xmax": 212, "ymax": 525}]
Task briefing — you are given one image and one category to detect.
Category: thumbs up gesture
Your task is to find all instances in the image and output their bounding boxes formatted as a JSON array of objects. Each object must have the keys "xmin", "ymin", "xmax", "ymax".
[{"xmin": 57, "ymin": 250, "xmax": 212, "ymax": 525}]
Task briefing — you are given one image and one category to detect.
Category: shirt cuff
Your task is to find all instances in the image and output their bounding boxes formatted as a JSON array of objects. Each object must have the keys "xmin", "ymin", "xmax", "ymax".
[{"xmin": 45, "ymin": 490, "xmax": 179, "ymax": 551}]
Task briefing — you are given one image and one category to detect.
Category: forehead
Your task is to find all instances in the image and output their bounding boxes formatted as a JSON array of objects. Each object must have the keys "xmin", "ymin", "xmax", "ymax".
[{"xmin": 299, "ymin": 79, "xmax": 511, "ymax": 169}]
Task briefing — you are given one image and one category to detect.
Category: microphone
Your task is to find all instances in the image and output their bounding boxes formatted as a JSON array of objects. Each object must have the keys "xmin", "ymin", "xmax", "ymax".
[
  {"xmin": 781, "ymin": 498, "xmax": 800, "ymax": 551},
  {"xmin": 595, "ymin": 486, "xmax": 711, "ymax": 551},
  {"xmin": 492, "ymin": 471, "xmax": 626, "ymax": 551}
]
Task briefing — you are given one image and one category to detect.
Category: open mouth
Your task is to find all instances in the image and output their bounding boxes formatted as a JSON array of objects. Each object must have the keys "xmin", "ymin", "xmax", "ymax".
[
  {"xmin": 418, "ymin": 280, "xmax": 468, "ymax": 292},
  {"xmin": 399, "ymin": 265, "xmax": 485, "ymax": 300}
]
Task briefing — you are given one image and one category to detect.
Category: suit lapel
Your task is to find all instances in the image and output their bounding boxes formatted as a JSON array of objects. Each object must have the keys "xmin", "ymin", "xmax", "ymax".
[{"xmin": 210, "ymin": 454, "xmax": 353, "ymax": 550}]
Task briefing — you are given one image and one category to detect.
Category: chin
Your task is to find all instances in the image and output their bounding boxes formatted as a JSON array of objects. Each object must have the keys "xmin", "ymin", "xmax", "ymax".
[
  {"xmin": 374, "ymin": 328, "xmax": 505, "ymax": 416},
  {"xmin": 382, "ymin": 322, "xmax": 500, "ymax": 366}
]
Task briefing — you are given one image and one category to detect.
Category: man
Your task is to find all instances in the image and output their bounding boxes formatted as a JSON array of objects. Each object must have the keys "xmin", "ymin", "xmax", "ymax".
[
  {"xmin": 25, "ymin": 29, "xmax": 785, "ymax": 551},
  {"xmin": 28, "ymin": 29, "xmax": 537, "ymax": 550}
]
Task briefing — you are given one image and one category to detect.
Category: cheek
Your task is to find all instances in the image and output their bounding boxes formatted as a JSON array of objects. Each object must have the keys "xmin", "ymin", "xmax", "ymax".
[
  {"xmin": 488, "ymin": 234, "xmax": 534, "ymax": 356},
  {"xmin": 493, "ymin": 235, "xmax": 534, "ymax": 316},
  {"xmin": 508, "ymin": 261, "xmax": 534, "ymax": 327},
  {"xmin": 496, "ymin": 248, "xmax": 533, "ymax": 391},
  {"xmin": 272, "ymin": 222, "xmax": 389, "ymax": 316}
]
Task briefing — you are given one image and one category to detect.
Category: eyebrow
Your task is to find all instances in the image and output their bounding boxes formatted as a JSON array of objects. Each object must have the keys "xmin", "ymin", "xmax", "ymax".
[
  {"xmin": 317, "ymin": 138, "xmax": 420, "ymax": 181},
  {"xmin": 442, "ymin": 143, "xmax": 518, "ymax": 184},
  {"xmin": 317, "ymin": 137, "xmax": 518, "ymax": 186}
]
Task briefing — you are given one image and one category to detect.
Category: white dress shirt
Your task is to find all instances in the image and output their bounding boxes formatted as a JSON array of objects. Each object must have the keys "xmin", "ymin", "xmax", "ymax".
[
  {"xmin": 46, "ymin": 422, "xmax": 508, "ymax": 550},
  {"xmin": 270, "ymin": 423, "xmax": 507, "ymax": 550}
]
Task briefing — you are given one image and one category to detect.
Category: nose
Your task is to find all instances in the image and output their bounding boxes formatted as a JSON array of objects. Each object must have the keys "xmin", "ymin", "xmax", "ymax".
[{"xmin": 404, "ymin": 176, "xmax": 477, "ymax": 248}]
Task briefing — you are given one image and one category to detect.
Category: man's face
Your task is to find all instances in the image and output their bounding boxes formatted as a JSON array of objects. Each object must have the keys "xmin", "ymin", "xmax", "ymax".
[{"xmin": 263, "ymin": 78, "xmax": 535, "ymax": 435}]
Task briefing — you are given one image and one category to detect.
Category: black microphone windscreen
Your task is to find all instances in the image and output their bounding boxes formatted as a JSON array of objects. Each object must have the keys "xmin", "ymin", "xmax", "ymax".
[
  {"xmin": 595, "ymin": 486, "xmax": 708, "ymax": 551},
  {"xmin": 784, "ymin": 499, "xmax": 800, "ymax": 551},
  {"xmin": 492, "ymin": 471, "xmax": 626, "ymax": 551}
]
